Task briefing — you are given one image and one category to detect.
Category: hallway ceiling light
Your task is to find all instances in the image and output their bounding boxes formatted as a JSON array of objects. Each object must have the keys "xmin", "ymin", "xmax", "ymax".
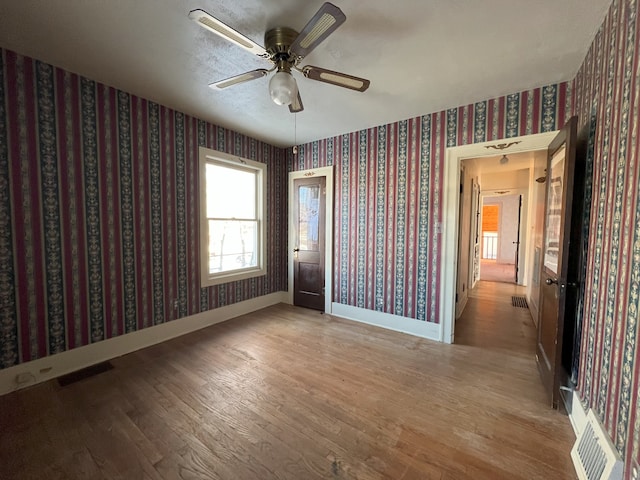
[{"xmin": 499, "ymin": 154, "xmax": 509, "ymax": 165}]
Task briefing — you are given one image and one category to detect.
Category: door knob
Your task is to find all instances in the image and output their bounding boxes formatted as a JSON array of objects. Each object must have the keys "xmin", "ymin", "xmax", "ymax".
[
  {"xmin": 293, "ymin": 248, "xmax": 300, "ymax": 252},
  {"xmin": 545, "ymin": 278, "xmax": 558, "ymax": 285}
]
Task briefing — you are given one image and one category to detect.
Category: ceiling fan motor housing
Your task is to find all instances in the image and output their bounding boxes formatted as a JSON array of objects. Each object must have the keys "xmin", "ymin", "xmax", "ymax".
[{"xmin": 265, "ymin": 27, "xmax": 299, "ymax": 66}]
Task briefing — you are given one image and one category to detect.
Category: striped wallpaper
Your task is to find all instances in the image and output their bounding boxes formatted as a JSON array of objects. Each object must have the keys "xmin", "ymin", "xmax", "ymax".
[
  {"xmin": 573, "ymin": 0, "xmax": 640, "ymax": 475},
  {"xmin": 0, "ymin": 48, "xmax": 287, "ymax": 368},
  {"xmin": 291, "ymin": 86, "xmax": 570, "ymax": 322},
  {"xmin": 289, "ymin": 0, "xmax": 640, "ymax": 474},
  {"xmin": 2, "ymin": 0, "xmax": 640, "ymax": 475}
]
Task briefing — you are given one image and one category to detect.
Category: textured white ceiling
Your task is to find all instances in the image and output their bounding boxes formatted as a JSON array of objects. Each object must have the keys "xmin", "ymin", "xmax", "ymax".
[{"xmin": 0, "ymin": 0, "xmax": 611, "ymax": 147}]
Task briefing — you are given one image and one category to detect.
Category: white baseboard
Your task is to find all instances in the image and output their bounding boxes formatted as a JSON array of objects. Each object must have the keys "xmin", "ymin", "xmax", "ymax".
[
  {"xmin": 0, "ymin": 292, "xmax": 288, "ymax": 396},
  {"xmin": 568, "ymin": 390, "xmax": 588, "ymax": 437},
  {"xmin": 331, "ymin": 303, "xmax": 441, "ymax": 341}
]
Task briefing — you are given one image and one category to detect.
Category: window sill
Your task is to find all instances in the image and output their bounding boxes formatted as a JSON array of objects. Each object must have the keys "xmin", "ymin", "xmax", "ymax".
[{"xmin": 201, "ymin": 266, "xmax": 266, "ymax": 287}]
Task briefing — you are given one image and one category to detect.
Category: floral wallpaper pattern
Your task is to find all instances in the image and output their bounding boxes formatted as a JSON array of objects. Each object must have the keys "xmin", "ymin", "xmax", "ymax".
[
  {"xmin": 1, "ymin": 0, "xmax": 640, "ymax": 475},
  {"xmin": 0, "ymin": 49, "xmax": 287, "ymax": 367},
  {"xmin": 573, "ymin": 0, "xmax": 640, "ymax": 475},
  {"xmin": 291, "ymin": 85, "xmax": 569, "ymax": 322}
]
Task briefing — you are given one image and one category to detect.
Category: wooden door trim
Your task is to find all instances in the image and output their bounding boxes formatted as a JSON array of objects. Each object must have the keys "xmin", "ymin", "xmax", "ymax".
[
  {"xmin": 288, "ymin": 166, "xmax": 334, "ymax": 313},
  {"xmin": 537, "ymin": 116, "xmax": 579, "ymax": 408}
]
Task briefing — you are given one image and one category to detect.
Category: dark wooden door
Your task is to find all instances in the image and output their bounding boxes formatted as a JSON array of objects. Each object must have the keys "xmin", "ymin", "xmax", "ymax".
[
  {"xmin": 293, "ymin": 176, "xmax": 326, "ymax": 311},
  {"xmin": 514, "ymin": 195, "xmax": 522, "ymax": 283},
  {"xmin": 536, "ymin": 116, "xmax": 578, "ymax": 408}
]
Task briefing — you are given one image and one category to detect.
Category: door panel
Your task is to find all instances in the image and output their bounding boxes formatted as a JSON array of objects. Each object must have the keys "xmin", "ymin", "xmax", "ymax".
[
  {"xmin": 298, "ymin": 262, "xmax": 322, "ymax": 293},
  {"xmin": 293, "ymin": 177, "xmax": 326, "ymax": 310},
  {"xmin": 514, "ymin": 195, "xmax": 522, "ymax": 283},
  {"xmin": 536, "ymin": 116, "xmax": 578, "ymax": 408}
]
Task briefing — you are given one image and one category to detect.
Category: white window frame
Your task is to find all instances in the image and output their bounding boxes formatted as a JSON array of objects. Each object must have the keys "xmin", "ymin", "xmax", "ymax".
[{"xmin": 199, "ymin": 147, "xmax": 267, "ymax": 287}]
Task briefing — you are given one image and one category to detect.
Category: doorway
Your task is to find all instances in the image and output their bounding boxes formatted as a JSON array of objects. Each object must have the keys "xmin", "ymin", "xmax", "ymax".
[
  {"xmin": 454, "ymin": 151, "xmax": 538, "ymax": 323},
  {"xmin": 288, "ymin": 166, "xmax": 334, "ymax": 313},
  {"xmin": 479, "ymin": 194, "xmax": 522, "ymax": 284},
  {"xmin": 292, "ymin": 176, "xmax": 326, "ymax": 310},
  {"xmin": 441, "ymin": 131, "xmax": 557, "ymax": 343}
]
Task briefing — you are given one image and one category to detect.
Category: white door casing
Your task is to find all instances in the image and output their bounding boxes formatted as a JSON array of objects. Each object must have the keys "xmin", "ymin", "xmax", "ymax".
[{"xmin": 441, "ymin": 131, "xmax": 557, "ymax": 344}]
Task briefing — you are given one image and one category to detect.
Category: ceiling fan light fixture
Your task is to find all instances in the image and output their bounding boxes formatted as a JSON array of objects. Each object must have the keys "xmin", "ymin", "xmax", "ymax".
[{"xmin": 269, "ymin": 71, "xmax": 298, "ymax": 106}]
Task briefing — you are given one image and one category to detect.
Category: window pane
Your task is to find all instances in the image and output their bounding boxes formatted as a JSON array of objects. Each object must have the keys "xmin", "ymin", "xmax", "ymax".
[
  {"xmin": 206, "ymin": 163, "xmax": 256, "ymax": 219},
  {"xmin": 208, "ymin": 219, "xmax": 258, "ymax": 273},
  {"xmin": 298, "ymin": 185, "xmax": 320, "ymax": 251},
  {"xmin": 544, "ymin": 145, "xmax": 565, "ymax": 275}
]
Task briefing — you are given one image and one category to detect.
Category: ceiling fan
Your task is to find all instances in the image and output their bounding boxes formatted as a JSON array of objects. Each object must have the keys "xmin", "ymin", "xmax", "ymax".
[{"xmin": 188, "ymin": 2, "xmax": 370, "ymax": 113}]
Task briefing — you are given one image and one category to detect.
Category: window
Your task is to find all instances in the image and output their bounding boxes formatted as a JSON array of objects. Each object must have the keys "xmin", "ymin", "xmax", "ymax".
[{"xmin": 199, "ymin": 147, "xmax": 266, "ymax": 286}]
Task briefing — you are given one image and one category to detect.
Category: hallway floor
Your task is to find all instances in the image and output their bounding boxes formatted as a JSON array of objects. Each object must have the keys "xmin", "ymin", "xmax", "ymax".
[
  {"xmin": 479, "ymin": 259, "xmax": 516, "ymax": 283},
  {"xmin": 456, "ymin": 280, "xmax": 533, "ymax": 352}
]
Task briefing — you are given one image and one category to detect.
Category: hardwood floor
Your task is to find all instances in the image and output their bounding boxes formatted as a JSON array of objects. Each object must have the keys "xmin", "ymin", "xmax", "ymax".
[
  {"xmin": 0, "ymin": 285, "xmax": 576, "ymax": 479},
  {"xmin": 456, "ymin": 281, "xmax": 536, "ymax": 352},
  {"xmin": 479, "ymin": 259, "xmax": 516, "ymax": 284}
]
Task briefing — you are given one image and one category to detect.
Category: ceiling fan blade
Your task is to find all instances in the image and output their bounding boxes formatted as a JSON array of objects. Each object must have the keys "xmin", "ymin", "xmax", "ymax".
[
  {"xmin": 289, "ymin": 3, "xmax": 346, "ymax": 60},
  {"xmin": 302, "ymin": 66, "xmax": 370, "ymax": 92},
  {"xmin": 189, "ymin": 9, "xmax": 269, "ymax": 59},
  {"xmin": 289, "ymin": 91, "xmax": 304, "ymax": 113},
  {"xmin": 209, "ymin": 69, "xmax": 270, "ymax": 89}
]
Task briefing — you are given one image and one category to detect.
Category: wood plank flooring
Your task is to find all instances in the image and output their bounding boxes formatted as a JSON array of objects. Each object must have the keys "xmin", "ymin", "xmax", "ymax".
[
  {"xmin": 479, "ymin": 259, "xmax": 517, "ymax": 283},
  {"xmin": 0, "ymin": 283, "xmax": 576, "ymax": 479}
]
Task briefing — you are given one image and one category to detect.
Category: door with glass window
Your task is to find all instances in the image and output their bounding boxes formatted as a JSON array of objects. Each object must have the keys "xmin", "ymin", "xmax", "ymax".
[
  {"xmin": 293, "ymin": 177, "xmax": 326, "ymax": 310},
  {"xmin": 536, "ymin": 116, "xmax": 578, "ymax": 408}
]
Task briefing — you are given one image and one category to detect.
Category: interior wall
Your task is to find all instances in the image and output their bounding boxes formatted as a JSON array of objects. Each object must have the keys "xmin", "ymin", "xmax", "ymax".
[
  {"xmin": 526, "ymin": 150, "xmax": 548, "ymax": 323},
  {"xmin": 0, "ymin": 7, "xmax": 636, "ymax": 474},
  {"xmin": 470, "ymin": 178, "xmax": 481, "ymax": 287},
  {"xmin": 291, "ymin": 85, "xmax": 569, "ymax": 323},
  {"xmin": 482, "ymin": 194, "xmax": 520, "ymax": 265},
  {"xmin": 480, "ymin": 168, "xmax": 530, "ymax": 191},
  {"xmin": 572, "ymin": 0, "xmax": 640, "ymax": 474},
  {"xmin": 455, "ymin": 165, "xmax": 475, "ymax": 317},
  {"xmin": 0, "ymin": 7, "xmax": 635, "ymax": 473},
  {"xmin": 0, "ymin": 48, "xmax": 288, "ymax": 370},
  {"xmin": 476, "ymin": 167, "xmax": 532, "ymax": 284}
]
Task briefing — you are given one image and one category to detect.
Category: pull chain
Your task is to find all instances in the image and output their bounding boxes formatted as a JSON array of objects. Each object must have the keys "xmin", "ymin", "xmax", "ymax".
[{"xmin": 293, "ymin": 114, "xmax": 298, "ymax": 155}]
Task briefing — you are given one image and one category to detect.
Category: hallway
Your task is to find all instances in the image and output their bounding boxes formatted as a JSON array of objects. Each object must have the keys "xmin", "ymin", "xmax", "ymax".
[
  {"xmin": 479, "ymin": 259, "xmax": 517, "ymax": 284},
  {"xmin": 456, "ymin": 280, "xmax": 535, "ymax": 353}
]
